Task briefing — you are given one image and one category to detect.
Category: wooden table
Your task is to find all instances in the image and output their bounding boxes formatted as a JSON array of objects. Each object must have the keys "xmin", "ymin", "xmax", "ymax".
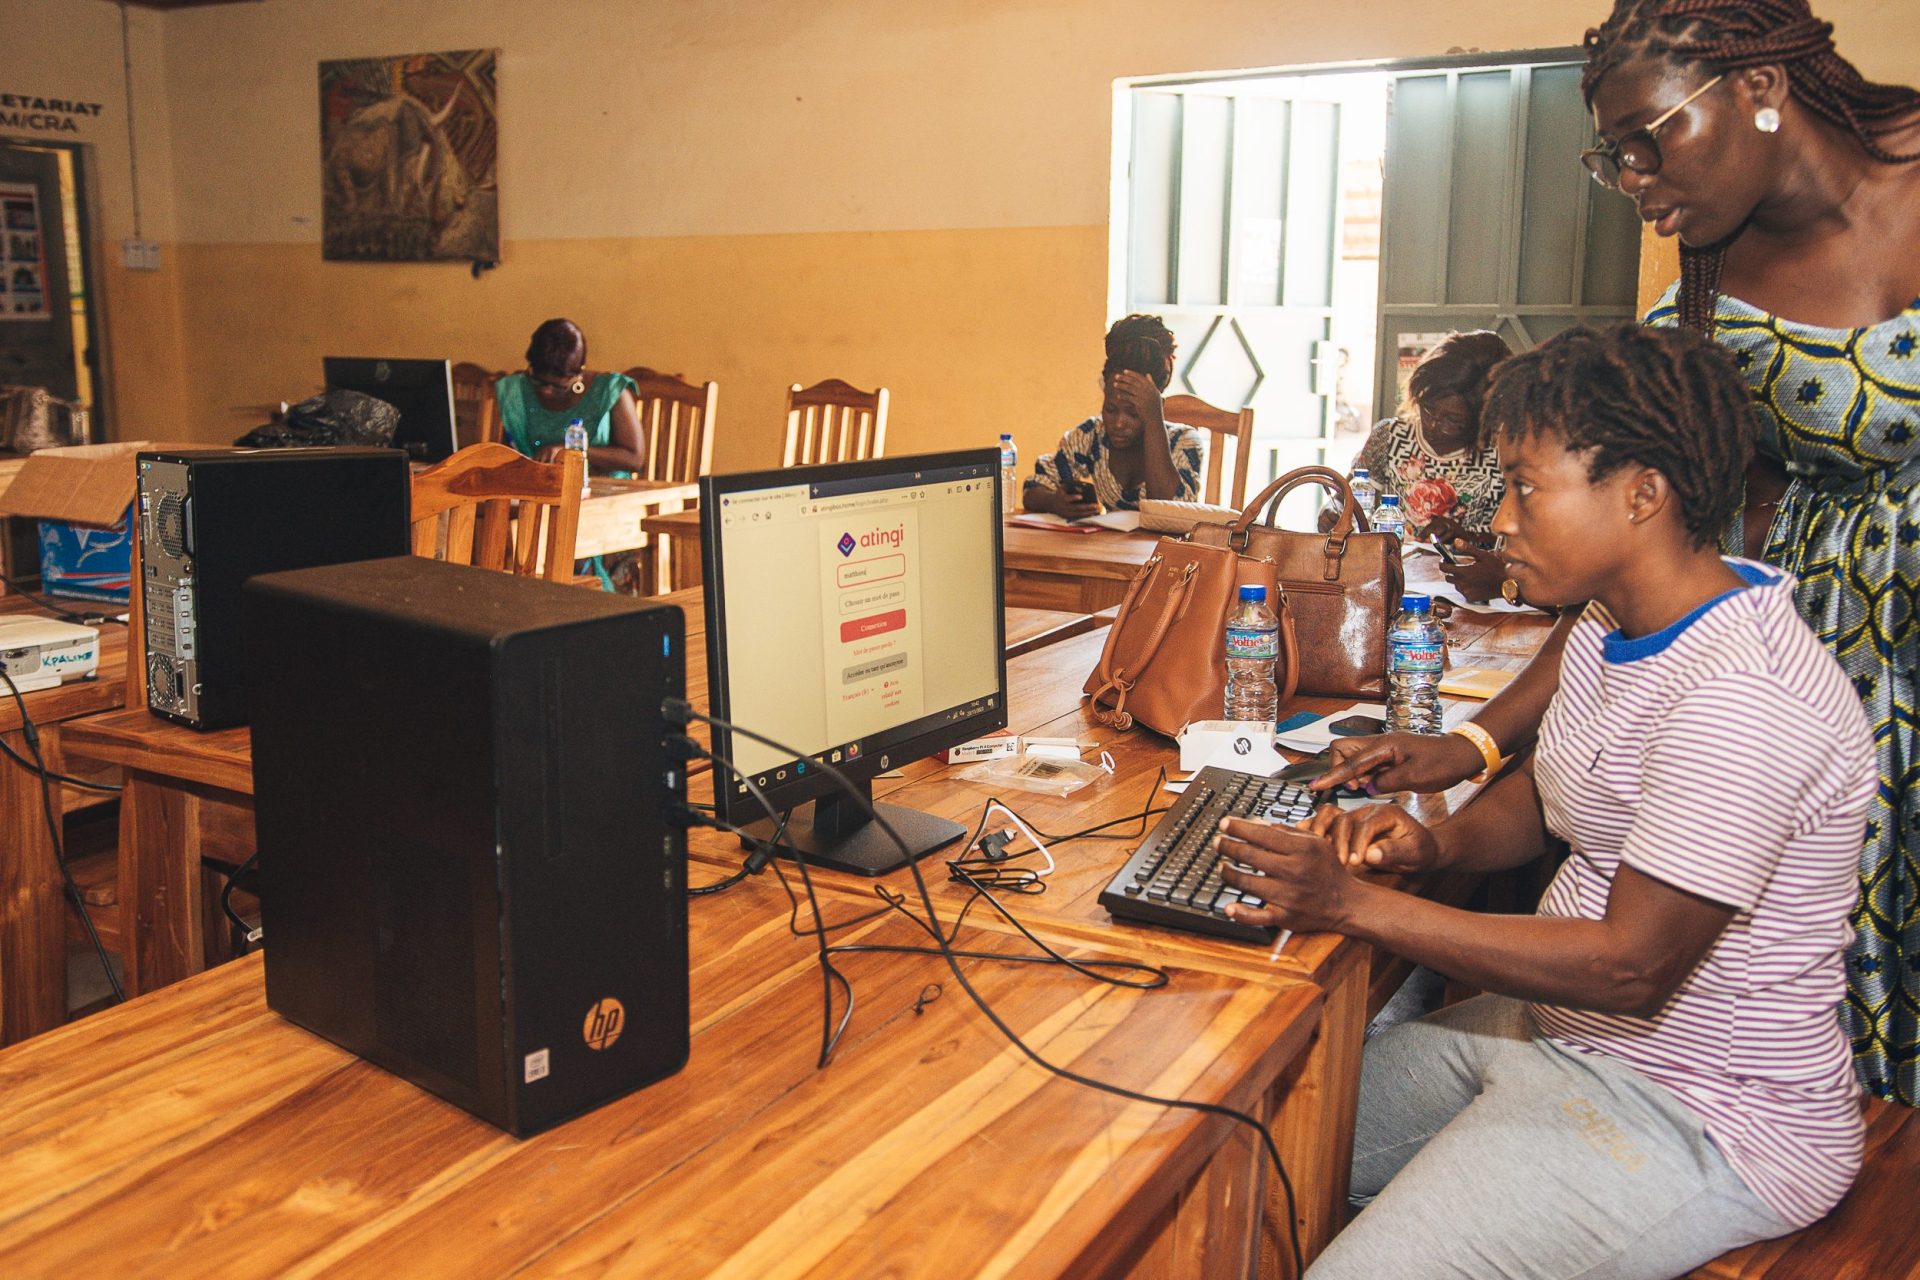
[
  {"xmin": 32, "ymin": 594, "xmax": 1550, "ymax": 1273},
  {"xmin": 572, "ymin": 477, "xmax": 700, "ymax": 559},
  {"xmin": 0, "ymin": 597, "xmax": 127, "ymax": 1044},
  {"xmin": 60, "ymin": 591, "xmax": 1109, "ymax": 1000},
  {"xmin": 1000, "ymin": 525, "xmax": 1162, "ymax": 612},
  {"xmin": 0, "ymin": 869, "xmax": 1326, "ymax": 1277},
  {"xmin": 702, "ymin": 606, "xmax": 1558, "ymax": 1263}
]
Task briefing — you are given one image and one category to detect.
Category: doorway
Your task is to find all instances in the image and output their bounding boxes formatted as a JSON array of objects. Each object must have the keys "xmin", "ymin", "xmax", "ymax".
[
  {"xmin": 1113, "ymin": 50, "xmax": 1642, "ymax": 512},
  {"xmin": 0, "ymin": 138, "xmax": 103, "ymax": 437}
]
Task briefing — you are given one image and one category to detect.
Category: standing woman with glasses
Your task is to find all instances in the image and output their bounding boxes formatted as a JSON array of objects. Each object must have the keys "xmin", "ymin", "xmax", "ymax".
[
  {"xmin": 1311, "ymin": 0, "xmax": 1920, "ymax": 1107},
  {"xmin": 1584, "ymin": 0, "xmax": 1920, "ymax": 1107}
]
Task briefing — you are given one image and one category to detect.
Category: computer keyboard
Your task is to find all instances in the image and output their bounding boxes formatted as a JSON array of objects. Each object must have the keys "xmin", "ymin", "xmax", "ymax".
[{"xmin": 1098, "ymin": 765, "xmax": 1315, "ymax": 944}]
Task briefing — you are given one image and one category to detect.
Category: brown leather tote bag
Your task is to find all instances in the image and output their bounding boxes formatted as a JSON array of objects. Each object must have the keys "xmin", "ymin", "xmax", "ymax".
[
  {"xmin": 1083, "ymin": 537, "xmax": 1298, "ymax": 737},
  {"xmin": 1187, "ymin": 466, "xmax": 1402, "ymax": 699}
]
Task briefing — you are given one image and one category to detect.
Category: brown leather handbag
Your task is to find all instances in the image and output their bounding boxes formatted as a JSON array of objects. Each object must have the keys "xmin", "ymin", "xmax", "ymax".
[
  {"xmin": 1083, "ymin": 537, "xmax": 1298, "ymax": 737},
  {"xmin": 1187, "ymin": 466, "xmax": 1402, "ymax": 699}
]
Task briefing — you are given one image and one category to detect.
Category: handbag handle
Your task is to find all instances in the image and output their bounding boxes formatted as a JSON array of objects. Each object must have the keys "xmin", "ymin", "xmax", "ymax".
[
  {"xmin": 1226, "ymin": 465, "xmax": 1371, "ymax": 583},
  {"xmin": 1088, "ymin": 557, "xmax": 1199, "ymax": 731},
  {"xmin": 1275, "ymin": 600, "xmax": 1301, "ymax": 707}
]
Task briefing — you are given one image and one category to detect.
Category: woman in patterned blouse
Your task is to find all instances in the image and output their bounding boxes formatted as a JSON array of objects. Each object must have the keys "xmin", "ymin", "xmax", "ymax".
[
  {"xmin": 1353, "ymin": 330, "xmax": 1512, "ymax": 538},
  {"xmin": 1023, "ymin": 314, "xmax": 1204, "ymax": 515}
]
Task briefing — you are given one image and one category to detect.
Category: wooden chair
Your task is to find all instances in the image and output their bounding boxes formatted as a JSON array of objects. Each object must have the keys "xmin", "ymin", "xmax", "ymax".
[
  {"xmin": 782, "ymin": 379, "xmax": 889, "ymax": 467},
  {"xmin": 621, "ymin": 368, "xmax": 716, "ymax": 484},
  {"xmin": 1684, "ymin": 1095, "xmax": 1920, "ymax": 1278},
  {"xmin": 619, "ymin": 368, "xmax": 717, "ymax": 594},
  {"xmin": 408, "ymin": 443, "xmax": 583, "ymax": 582},
  {"xmin": 450, "ymin": 362, "xmax": 506, "ymax": 448},
  {"xmin": 1163, "ymin": 393, "xmax": 1255, "ymax": 509}
]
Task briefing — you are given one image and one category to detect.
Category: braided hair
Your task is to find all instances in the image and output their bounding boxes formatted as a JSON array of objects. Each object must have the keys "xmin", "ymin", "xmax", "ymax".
[
  {"xmin": 1103, "ymin": 314, "xmax": 1177, "ymax": 391},
  {"xmin": 1483, "ymin": 323, "xmax": 1755, "ymax": 547},
  {"xmin": 1581, "ymin": 0, "xmax": 1920, "ymax": 334}
]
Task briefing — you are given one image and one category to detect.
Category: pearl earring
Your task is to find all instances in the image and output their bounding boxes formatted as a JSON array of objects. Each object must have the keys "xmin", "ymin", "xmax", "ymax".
[{"xmin": 1755, "ymin": 106, "xmax": 1782, "ymax": 134}]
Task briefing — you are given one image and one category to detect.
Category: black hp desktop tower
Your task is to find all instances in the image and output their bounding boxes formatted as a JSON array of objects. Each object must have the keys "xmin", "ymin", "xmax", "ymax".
[
  {"xmin": 244, "ymin": 557, "xmax": 690, "ymax": 1136},
  {"xmin": 137, "ymin": 446, "xmax": 412, "ymax": 729}
]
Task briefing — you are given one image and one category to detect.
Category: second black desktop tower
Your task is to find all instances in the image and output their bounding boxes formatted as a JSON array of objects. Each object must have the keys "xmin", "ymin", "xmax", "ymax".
[
  {"xmin": 138, "ymin": 446, "xmax": 413, "ymax": 729},
  {"xmin": 244, "ymin": 557, "xmax": 690, "ymax": 1137}
]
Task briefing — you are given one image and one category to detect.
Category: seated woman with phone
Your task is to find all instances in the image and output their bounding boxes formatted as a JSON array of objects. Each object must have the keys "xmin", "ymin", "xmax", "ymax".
[
  {"xmin": 1336, "ymin": 330, "xmax": 1513, "ymax": 601},
  {"xmin": 1223, "ymin": 325, "xmax": 1873, "ymax": 1277},
  {"xmin": 1022, "ymin": 313, "xmax": 1205, "ymax": 515}
]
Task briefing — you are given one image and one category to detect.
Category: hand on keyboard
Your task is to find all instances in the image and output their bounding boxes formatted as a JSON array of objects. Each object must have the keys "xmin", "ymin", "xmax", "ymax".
[
  {"xmin": 1212, "ymin": 816, "xmax": 1362, "ymax": 935},
  {"xmin": 1300, "ymin": 804, "xmax": 1443, "ymax": 872}
]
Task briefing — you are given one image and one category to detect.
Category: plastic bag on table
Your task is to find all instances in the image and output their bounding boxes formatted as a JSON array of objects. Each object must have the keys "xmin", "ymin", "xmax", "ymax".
[
  {"xmin": 235, "ymin": 389, "xmax": 399, "ymax": 449},
  {"xmin": 957, "ymin": 752, "xmax": 1110, "ymax": 797}
]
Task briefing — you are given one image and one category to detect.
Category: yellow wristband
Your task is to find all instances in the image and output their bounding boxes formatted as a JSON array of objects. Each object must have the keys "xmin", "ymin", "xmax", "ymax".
[{"xmin": 1446, "ymin": 722, "xmax": 1503, "ymax": 783}]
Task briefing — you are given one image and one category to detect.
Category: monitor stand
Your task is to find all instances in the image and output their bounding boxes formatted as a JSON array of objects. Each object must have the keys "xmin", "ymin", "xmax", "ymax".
[{"xmin": 744, "ymin": 777, "xmax": 965, "ymax": 877}]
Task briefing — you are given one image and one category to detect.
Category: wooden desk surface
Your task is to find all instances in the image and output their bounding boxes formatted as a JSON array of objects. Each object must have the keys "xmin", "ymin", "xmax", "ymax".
[
  {"xmin": 572, "ymin": 477, "xmax": 701, "ymax": 560},
  {"xmin": 0, "ymin": 874, "xmax": 1322, "ymax": 1278},
  {"xmin": 1000, "ymin": 525, "xmax": 1161, "ymax": 612},
  {"xmin": 816, "ymin": 606, "xmax": 1553, "ymax": 983}
]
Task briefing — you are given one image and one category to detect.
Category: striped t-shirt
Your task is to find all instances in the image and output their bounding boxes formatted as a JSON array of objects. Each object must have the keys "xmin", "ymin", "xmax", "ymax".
[{"xmin": 1530, "ymin": 559, "xmax": 1872, "ymax": 1228}]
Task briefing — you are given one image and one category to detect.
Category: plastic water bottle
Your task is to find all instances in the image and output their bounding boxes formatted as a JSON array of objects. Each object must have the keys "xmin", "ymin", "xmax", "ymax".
[
  {"xmin": 1387, "ymin": 593, "xmax": 1445, "ymax": 734},
  {"xmin": 998, "ymin": 433, "xmax": 1018, "ymax": 515},
  {"xmin": 1223, "ymin": 585, "xmax": 1280, "ymax": 723},
  {"xmin": 564, "ymin": 419, "xmax": 590, "ymax": 496},
  {"xmin": 1373, "ymin": 493, "xmax": 1405, "ymax": 540},
  {"xmin": 1350, "ymin": 468, "xmax": 1378, "ymax": 520}
]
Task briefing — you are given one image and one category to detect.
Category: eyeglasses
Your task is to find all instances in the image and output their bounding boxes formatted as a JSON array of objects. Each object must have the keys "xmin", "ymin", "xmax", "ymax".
[{"xmin": 1580, "ymin": 74, "xmax": 1723, "ymax": 189}]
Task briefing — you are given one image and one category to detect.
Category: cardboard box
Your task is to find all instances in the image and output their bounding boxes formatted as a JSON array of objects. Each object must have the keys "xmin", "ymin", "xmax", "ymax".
[{"xmin": 0, "ymin": 441, "xmax": 204, "ymax": 603}]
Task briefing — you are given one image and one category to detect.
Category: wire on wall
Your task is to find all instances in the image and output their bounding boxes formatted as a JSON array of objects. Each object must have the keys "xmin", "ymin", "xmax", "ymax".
[{"xmin": 118, "ymin": 1, "xmax": 142, "ymax": 239}]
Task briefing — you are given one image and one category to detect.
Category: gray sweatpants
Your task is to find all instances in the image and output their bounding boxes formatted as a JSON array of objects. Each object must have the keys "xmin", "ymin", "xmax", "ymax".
[{"xmin": 1307, "ymin": 994, "xmax": 1793, "ymax": 1280}]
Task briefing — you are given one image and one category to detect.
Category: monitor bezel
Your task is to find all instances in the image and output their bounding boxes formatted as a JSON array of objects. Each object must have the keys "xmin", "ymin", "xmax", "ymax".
[
  {"xmin": 700, "ymin": 448, "xmax": 1009, "ymax": 833},
  {"xmin": 322, "ymin": 356, "xmax": 459, "ymax": 463}
]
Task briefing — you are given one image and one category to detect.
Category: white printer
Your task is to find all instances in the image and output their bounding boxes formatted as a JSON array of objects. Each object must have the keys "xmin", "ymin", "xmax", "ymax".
[{"xmin": 0, "ymin": 615, "xmax": 101, "ymax": 693}]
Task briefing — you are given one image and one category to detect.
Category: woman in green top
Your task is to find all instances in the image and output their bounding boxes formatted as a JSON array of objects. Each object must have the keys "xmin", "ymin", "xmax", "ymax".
[
  {"xmin": 496, "ymin": 318, "xmax": 649, "ymax": 588},
  {"xmin": 496, "ymin": 318, "xmax": 647, "ymax": 475}
]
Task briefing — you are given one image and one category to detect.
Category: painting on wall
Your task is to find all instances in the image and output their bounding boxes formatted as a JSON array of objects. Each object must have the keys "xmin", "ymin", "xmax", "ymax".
[{"xmin": 319, "ymin": 48, "xmax": 499, "ymax": 263}]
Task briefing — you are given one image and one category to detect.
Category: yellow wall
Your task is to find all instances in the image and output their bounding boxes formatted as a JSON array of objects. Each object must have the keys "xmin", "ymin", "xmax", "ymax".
[
  {"xmin": 16, "ymin": 0, "xmax": 1920, "ymax": 465},
  {"xmin": 4, "ymin": 0, "xmax": 188, "ymax": 440}
]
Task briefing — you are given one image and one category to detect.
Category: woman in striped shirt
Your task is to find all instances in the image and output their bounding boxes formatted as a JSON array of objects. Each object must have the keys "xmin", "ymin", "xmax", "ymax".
[{"xmin": 1219, "ymin": 325, "xmax": 1873, "ymax": 1278}]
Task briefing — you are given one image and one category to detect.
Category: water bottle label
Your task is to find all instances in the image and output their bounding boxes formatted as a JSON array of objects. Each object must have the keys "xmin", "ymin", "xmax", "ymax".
[
  {"xmin": 1225, "ymin": 626, "xmax": 1278, "ymax": 661},
  {"xmin": 1389, "ymin": 639, "xmax": 1444, "ymax": 673}
]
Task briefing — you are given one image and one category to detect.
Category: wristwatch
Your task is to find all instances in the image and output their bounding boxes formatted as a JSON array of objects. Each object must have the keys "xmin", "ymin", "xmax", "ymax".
[{"xmin": 1501, "ymin": 577, "xmax": 1523, "ymax": 607}]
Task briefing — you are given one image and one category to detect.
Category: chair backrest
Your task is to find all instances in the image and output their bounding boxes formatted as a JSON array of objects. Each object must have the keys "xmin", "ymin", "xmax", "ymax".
[
  {"xmin": 782, "ymin": 378, "xmax": 889, "ymax": 467},
  {"xmin": 451, "ymin": 362, "xmax": 506, "ymax": 448},
  {"xmin": 408, "ymin": 442, "xmax": 583, "ymax": 581},
  {"xmin": 622, "ymin": 367, "xmax": 717, "ymax": 484},
  {"xmin": 1162, "ymin": 393, "xmax": 1256, "ymax": 509}
]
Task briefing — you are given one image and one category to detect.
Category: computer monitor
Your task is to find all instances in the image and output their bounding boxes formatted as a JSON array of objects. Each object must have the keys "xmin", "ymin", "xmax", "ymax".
[
  {"xmin": 701, "ymin": 449, "xmax": 1008, "ymax": 876},
  {"xmin": 322, "ymin": 356, "xmax": 458, "ymax": 462}
]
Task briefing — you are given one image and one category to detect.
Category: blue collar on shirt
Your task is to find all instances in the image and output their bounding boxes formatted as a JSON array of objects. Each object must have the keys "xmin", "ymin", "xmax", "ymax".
[{"xmin": 1601, "ymin": 559, "xmax": 1776, "ymax": 664}]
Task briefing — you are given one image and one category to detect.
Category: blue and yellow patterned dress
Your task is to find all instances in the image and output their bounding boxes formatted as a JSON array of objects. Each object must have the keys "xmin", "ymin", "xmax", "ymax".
[{"xmin": 1649, "ymin": 283, "xmax": 1920, "ymax": 1104}]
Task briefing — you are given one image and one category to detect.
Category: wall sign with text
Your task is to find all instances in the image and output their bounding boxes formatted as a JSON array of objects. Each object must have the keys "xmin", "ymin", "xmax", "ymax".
[
  {"xmin": 0, "ymin": 182, "xmax": 51, "ymax": 321},
  {"xmin": 0, "ymin": 94, "xmax": 104, "ymax": 137}
]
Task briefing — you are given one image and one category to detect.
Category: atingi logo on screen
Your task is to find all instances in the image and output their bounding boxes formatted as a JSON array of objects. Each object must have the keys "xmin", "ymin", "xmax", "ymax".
[{"xmin": 837, "ymin": 525, "xmax": 905, "ymax": 557}]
